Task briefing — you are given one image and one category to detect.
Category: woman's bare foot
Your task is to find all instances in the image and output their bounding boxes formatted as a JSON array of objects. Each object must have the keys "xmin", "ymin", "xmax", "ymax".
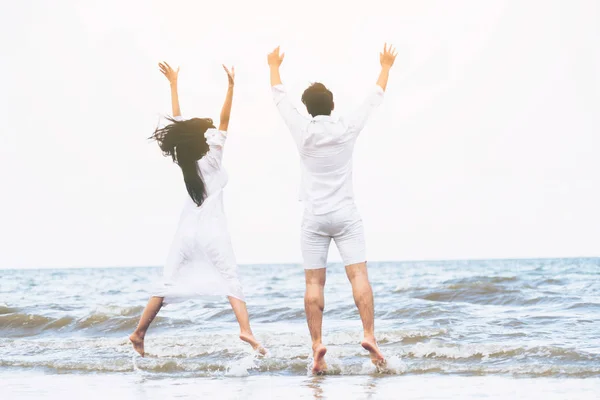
[
  {"xmin": 311, "ymin": 344, "xmax": 328, "ymax": 374},
  {"xmin": 240, "ymin": 332, "xmax": 267, "ymax": 355},
  {"xmin": 129, "ymin": 332, "xmax": 145, "ymax": 357},
  {"xmin": 361, "ymin": 337, "xmax": 386, "ymax": 369}
]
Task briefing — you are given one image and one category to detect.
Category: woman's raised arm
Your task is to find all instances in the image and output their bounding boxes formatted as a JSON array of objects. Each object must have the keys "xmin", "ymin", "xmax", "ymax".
[
  {"xmin": 159, "ymin": 62, "xmax": 181, "ymax": 117},
  {"xmin": 219, "ymin": 65, "xmax": 235, "ymax": 131}
]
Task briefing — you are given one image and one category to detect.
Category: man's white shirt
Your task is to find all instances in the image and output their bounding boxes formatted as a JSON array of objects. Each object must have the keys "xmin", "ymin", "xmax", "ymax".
[{"xmin": 272, "ymin": 84, "xmax": 384, "ymax": 215}]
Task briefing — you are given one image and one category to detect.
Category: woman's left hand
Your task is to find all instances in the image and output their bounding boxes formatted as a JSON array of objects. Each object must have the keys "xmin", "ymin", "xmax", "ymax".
[
  {"xmin": 159, "ymin": 61, "xmax": 179, "ymax": 85},
  {"xmin": 222, "ymin": 65, "xmax": 235, "ymax": 87}
]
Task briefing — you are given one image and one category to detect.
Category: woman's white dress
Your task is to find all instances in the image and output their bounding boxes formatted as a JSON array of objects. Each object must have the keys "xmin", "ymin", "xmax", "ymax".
[{"xmin": 153, "ymin": 125, "xmax": 245, "ymax": 304}]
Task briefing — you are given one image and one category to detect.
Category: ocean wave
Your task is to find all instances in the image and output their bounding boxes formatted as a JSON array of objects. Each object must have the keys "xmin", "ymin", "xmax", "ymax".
[
  {"xmin": 381, "ymin": 307, "xmax": 456, "ymax": 319},
  {"xmin": 0, "ymin": 309, "xmax": 173, "ymax": 337},
  {"xmin": 0, "ymin": 313, "xmax": 72, "ymax": 336},
  {"xmin": 566, "ymin": 302, "xmax": 600, "ymax": 311},
  {"xmin": 415, "ymin": 287, "xmax": 526, "ymax": 306},
  {"xmin": 412, "ymin": 283, "xmax": 582, "ymax": 306},
  {"xmin": 2, "ymin": 333, "xmax": 599, "ymax": 378},
  {"xmin": 406, "ymin": 274, "xmax": 594, "ymax": 307},
  {"xmin": 377, "ymin": 329, "xmax": 448, "ymax": 344},
  {"xmin": 2, "ymin": 354, "xmax": 598, "ymax": 378},
  {"xmin": 0, "ymin": 305, "xmax": 19, "ymax": 315},
  {"xmin": 252, "ymin": 307, "xmax": 306, "ymax": 321},
  {"xmin": 403, "ymin": 341, "xmax": 598, "ymax": 362},
  {"xmin": 443, "ymin": 276, "xmax": 519, "ymax": 285}
]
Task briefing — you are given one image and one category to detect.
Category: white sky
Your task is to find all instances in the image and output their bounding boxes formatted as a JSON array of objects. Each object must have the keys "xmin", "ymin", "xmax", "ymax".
[{"xmin": 1, "ymin": 0, "xmax": 598, "ymax": 269}]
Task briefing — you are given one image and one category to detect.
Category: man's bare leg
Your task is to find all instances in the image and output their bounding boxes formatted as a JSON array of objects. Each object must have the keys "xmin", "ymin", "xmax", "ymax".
[
  {"xmin": 305, "ymin": 268, "xmax": 327, "ymax": 373},
  {"xmin": 129, "ymin": 296, "xmax": 164, "ymax": 357},
  {"xmin": 345, "ymin": 262, "xmax": 386, "ymax": 367},
  {"xmin": 228, "ymin": 296, "xmax": 267, "ymax": 355}
]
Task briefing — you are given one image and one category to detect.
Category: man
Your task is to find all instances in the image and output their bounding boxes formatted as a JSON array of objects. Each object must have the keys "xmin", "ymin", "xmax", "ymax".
[{"xmin": 268, "ymin": 44, "xmax": 397, "ymax": 373}]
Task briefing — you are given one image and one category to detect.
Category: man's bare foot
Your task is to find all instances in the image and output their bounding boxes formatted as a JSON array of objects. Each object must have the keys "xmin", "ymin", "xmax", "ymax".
[
  {"xmin": 311, "ymin": 344, "xmax": 328, "ymax": 374},
  {"xmin": 129, "ymin": 333, "xmax": 145, "ymax": 357},
  {"xmin": 240, "ymin": 332, "xmax": 267, "ymax": 356},
  {"xmin": 361, "ymin": 338, "xmax": 386, "ymax": 369}
]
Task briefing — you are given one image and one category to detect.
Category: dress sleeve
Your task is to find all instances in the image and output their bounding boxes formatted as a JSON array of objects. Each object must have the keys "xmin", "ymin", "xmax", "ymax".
[
  {"xmin": 157, "ymin": 115, "xmax": 185, "ymax": 130},
  {"xmin": 204, "ymin": 128, "xmax": 227, "ymax": 164}
]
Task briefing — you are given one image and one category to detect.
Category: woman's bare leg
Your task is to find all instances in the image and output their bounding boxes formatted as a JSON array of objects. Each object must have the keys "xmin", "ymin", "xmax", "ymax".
[
  {"xmin": 129, "ymin": 296, "xmax": 164, "ymax": 357},
  {"xmin": 228, "ymin": 296, "xmax": 266, "ymax": 354}
]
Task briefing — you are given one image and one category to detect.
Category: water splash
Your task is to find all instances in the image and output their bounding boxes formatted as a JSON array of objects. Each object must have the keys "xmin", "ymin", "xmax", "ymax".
[{"xmin": 225, "ymin": 354, "xmax": 260, "ymax": 377}]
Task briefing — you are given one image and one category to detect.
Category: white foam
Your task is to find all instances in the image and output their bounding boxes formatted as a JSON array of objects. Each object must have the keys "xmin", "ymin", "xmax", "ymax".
[
  {"xmin": 359, "ymin": 360, "xmax": 376, "ymax": 374},
  {"xmin": 225, "ymin": 354, "xmax": 259, "ymax": 377},
  {"xmin": 408, "ymin": 341, "xmax": 520, "ymax": 360},
  {"xmin": 382, "ymin": 355, "xmax": 407, "ymax": 374}
]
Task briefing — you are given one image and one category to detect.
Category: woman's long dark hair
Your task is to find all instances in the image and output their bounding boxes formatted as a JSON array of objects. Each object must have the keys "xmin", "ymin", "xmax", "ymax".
[{"xmin": 150, "ymin": 117, "xmax": 215, "ymax": 206}]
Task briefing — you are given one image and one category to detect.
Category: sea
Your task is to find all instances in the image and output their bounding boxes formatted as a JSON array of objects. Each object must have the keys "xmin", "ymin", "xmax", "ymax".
[{"xmin": 1, "ymin": 258, "xmax": 599, "ymax": 399}]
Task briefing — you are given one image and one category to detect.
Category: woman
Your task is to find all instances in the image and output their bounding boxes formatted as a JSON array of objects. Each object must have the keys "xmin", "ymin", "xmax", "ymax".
[{"xmin": 129, "ymin": 62, "xmax": 265, "ymax": 356}]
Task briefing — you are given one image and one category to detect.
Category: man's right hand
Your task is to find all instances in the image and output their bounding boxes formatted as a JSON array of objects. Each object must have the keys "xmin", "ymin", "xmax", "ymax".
[
  {"xmin": 268, "ymin": 46, "xmax": 285, "ymax": 68},
  {"xmin": 379, "ymin": 43, "xmax": 397, "ymax": 69}
]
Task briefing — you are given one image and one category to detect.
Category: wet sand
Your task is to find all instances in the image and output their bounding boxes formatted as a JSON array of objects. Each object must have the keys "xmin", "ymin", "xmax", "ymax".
[{"xmin": 2, "ymin": 371, "xmax": 600, "ymax": 400}]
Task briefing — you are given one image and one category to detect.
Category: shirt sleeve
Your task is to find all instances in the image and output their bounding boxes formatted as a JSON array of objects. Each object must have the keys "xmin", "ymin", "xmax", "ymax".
[
  {"xmin": 272, "ymin": 84, "xmax": 309, "ymax": 148},
  {"xmin": 346, "ymin": 85, "xmax": 385, "ymax": 137}
]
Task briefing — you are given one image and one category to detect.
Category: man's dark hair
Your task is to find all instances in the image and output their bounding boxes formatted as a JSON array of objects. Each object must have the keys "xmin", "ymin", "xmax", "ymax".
[{"xmin": 301, "ymin": 83, "xmax": 334, "ymax": 117}]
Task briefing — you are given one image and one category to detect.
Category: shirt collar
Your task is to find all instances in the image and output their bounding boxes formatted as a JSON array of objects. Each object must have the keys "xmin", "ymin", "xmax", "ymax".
[{"xmin": 312, "ymin": 114, "xmax": 338, "ymax": 122}]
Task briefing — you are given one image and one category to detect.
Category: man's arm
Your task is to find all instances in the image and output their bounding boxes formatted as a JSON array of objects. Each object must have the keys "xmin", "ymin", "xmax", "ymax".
[
  {"xmin": 159, "ymin": 62, "xmax": 181, "ymax": 117},
  {"xmin": 268, "ymin": 46, "xmax": 307, "ymax": 146},
  {"xmin": 219, "ymin": 65, "xmax": 235, "ymax": 131},
  {"xmin": 348, "ymin": 43, "xmax": 398, "ymax": 133},
  {"xmin": 376, "ymin": 43, "xmax": 397, "ymax": 91}
]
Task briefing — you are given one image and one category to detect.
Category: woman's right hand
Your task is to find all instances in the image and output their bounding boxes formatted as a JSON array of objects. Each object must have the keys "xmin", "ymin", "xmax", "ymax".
[
  {"xmin": 159, "ymin": 61, "xmax": 179, "ymax": 85},
  {"xmin": 222, "ymin": 65, "xmax": 235, "ymax": 88}
]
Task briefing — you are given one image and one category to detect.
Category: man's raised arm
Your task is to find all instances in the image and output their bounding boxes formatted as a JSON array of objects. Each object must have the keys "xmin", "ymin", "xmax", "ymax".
[
  {"xmin": 268, "ymin": 46, "xmax": 307, "ymax": 146},
  {"xmin": 376, "ymin": 43, "xmax": 397, "ymax": 91},
  {"xmin": 268, "ymin": 46, "xmax": 285, "ymax": 87},
  {"xmin": 348, "ymin": 43, "xmax": 398, "ymax": 133}
]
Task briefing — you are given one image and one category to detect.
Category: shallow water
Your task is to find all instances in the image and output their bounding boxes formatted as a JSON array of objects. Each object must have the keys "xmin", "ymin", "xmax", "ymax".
[
  {"xmin": 3, "ymin": 372, "xmax": 600, "ymax": 400},
  {"xmin": 1, "ymin": 258, "xmax": 599, "ymax": 398}
]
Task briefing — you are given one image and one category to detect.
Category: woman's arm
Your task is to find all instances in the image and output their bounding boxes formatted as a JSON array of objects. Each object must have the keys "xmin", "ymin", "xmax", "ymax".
[
  {"xmin": 159, "ymin": 62, "xmax": 181, "ymax": 117},
  {"xmin": 219, "ymin": 65, "xmax": 235, "ymax": 131}
]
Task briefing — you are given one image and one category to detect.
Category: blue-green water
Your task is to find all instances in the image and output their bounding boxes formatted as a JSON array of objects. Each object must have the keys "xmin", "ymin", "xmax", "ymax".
[{"xmin": 1, "ymin": 258, "xmax": 599, "ymax": 399}]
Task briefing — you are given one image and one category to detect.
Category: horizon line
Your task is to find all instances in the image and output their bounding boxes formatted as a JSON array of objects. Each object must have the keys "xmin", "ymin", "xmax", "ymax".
[{"xmin": 1, "ymin": 255, "xmax": 598, "ymax": 271}]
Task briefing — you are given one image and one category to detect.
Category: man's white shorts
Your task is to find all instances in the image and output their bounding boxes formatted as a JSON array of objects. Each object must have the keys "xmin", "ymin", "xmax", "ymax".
[{"xmin": 301, "ymin": 204, "xmax": 366, "ymax": 269}]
